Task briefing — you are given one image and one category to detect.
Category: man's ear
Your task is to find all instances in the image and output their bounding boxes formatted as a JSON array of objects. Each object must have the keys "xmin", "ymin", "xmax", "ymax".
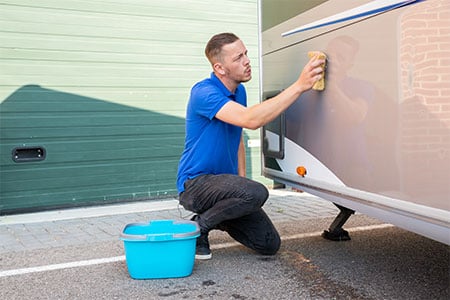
[{"xmin": 213, "ymin": 63, "xmax": 226, "ymax": 75}]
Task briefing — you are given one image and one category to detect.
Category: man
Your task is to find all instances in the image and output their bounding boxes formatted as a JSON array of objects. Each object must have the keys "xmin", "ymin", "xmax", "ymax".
[{"xmin": 177, "ymin": 33, "xmax": 325, "ymax": 259}]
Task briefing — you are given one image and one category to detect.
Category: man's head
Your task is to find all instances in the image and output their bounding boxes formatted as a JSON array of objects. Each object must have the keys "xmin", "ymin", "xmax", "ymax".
[
  {"xmin": 205, "ymin": 33, "xmax": 252, "ymax": 90},
  {"xmin": 205, "ymin": 32, "xmax": 240, "ymax": 64},
  {"xmin": 326, "ymin": 35, "xmax": 359, "ymax": 77}
]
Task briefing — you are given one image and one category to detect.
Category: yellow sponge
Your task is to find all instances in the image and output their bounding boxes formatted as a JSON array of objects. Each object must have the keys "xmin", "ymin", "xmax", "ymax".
[{"xmin": 308, "ymin": 51, "xmax": 327, "ymax": 91}]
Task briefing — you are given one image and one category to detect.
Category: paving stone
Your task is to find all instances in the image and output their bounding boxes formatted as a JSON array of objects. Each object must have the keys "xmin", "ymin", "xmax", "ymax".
[{"xmin": 0, "ymin": 190, "xmax": 339, "ymax": 253}]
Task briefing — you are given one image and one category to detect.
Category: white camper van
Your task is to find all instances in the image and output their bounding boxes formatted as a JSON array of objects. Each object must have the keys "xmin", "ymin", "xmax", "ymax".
[{"xmin": 259, "ymin": 0, "xmax": 449, "ymax": 244}]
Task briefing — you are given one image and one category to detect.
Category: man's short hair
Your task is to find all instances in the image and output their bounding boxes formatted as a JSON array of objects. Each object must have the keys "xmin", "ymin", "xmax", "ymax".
[{"xmin": 205, "ymin": 33, "xmax": 240, "ymax": 65}]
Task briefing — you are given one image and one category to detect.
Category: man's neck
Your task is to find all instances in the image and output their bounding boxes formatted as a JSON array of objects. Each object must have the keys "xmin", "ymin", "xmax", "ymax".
[{"xmin": 214, "ymin": 71, "xmax": 238, "ymax": 94}]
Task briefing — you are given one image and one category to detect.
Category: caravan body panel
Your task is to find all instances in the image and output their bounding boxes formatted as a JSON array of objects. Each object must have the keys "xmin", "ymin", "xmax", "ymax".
[{"xmin": 260, "ymin": 0, "xmax": 450, "ymax": 244}]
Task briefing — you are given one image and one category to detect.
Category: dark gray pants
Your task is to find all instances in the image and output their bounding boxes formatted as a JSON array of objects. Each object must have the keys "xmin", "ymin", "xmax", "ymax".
[{"xmin": 179, "ymin": 174, "xmax": 281, "ymax": 255}]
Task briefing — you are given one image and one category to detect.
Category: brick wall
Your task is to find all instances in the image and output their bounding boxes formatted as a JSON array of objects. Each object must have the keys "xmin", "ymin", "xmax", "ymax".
[{"xmin": 399, "ymin": 0, "xmax": 450, "ymax": 203}]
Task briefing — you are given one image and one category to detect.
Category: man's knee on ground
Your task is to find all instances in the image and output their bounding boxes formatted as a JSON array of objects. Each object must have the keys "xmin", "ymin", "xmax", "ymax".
[{"xmin": 257, "ymin": 235, "xmax": 281, "ymax": 256}]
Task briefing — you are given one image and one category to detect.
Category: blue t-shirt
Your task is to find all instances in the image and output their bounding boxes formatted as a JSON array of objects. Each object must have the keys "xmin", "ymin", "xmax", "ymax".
[{"xmin": 176, "ymin": 72, "xmax": 247, "ymax": 193}]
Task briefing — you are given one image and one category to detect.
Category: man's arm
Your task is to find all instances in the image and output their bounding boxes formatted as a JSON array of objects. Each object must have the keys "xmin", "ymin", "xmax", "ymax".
[
  {"xmin": 216, "ymin": 56, "xmax": 325, "ymax": 130},
  {"xmin": 237, "ymin": 134, "xmax": 246, "ymax": 177}
]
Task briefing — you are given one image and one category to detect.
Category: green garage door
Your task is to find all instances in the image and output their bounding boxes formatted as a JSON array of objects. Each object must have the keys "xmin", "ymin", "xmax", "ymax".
[{"xmin": 0, "ymin": 0, "xmax": 260, "ymax": 214}]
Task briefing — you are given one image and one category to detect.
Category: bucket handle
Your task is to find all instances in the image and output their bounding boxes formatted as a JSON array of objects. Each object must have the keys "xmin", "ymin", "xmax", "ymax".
[{"xmin": 173, "ymin": 220, "xmax": 200, "ymax": 238}]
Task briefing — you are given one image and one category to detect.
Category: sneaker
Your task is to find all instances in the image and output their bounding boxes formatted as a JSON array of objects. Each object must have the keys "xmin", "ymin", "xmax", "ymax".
[
  {"xmin": 195, "ymin": 231, "xmax": 212, "ymax": 260},
  {"xmin": 190, "ymin": 215, "xmax": 212, "ymax": 260}
]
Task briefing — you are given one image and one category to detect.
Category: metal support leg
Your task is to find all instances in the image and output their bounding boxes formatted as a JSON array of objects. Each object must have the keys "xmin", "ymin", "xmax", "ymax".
[{"xmin": 322, "ymin": 204, "xmax": 355, "ymax": 241}]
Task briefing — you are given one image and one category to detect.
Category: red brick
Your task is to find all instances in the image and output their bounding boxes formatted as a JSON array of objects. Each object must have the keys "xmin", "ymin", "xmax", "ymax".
[
  {"xmin": 440, "ymin": 28, "xmax": 450, "ymax": 35},
  {"xmin": 441, "ymin": 88, "xmax": 450, "ymax": 97},
  {"xmin": 438, "ymin": 10, "xmax": 450, "ymax": 20},
  {"xmin": 417, "ymin": 66, "xmax": 450, "ymax": 75},
  {"xmin": 413, "ymin": 88, "xmax": 440, "ymax": 96},
  {"xmin": 415, "ymin": 74, "xmax": 440, "ymax": 81},
  {"xmin": 429, "ymin": 128, "xmax": 450, "ymax": 136},
  {"xmin": 426, "ymin": 97, "xmax": 450, "ymax": 105}
]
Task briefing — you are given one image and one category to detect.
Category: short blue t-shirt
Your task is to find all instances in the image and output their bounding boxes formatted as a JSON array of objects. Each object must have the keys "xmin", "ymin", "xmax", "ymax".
[{"xmin": 176, "ymin": 72, "xmax": 247, "ymax": 193}]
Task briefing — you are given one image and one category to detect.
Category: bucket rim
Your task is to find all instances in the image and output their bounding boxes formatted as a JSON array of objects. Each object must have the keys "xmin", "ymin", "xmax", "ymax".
[{"xmin": 120, "ymin": 219, "xmax": 200, "ymax": 241}]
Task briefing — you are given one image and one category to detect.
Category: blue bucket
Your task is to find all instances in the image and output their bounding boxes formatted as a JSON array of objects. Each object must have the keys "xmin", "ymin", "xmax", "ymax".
[{"xmin": 120, "ymin": 219, "xmax": 200, "ymax": 279}]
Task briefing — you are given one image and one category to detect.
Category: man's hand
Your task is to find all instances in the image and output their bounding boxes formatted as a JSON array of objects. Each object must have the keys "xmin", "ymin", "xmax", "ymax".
[{"xmin": 296, "ymin": 55, "xmax": 326, "ymax": 93}]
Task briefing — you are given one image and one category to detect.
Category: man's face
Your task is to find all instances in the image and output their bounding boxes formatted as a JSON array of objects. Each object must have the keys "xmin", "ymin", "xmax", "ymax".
[
  {"xmin": 217, "ymin": 39, "xmax": 252, "ymax": 83},
  {"xmin": 327, "ymin": 39, "xmax": 356, "ymax": 79}
]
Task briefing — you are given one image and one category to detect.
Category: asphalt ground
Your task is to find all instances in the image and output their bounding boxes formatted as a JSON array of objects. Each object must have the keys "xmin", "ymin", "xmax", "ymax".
[{"xmin": 1, "ymin": 189, "xmax": 449, "ymax": 299}]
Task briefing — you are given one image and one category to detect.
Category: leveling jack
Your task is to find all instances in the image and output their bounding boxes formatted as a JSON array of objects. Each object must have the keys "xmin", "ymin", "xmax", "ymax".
[{"xmin": 322, "ymin": 204, "xmax": 355, "ymax": 241}]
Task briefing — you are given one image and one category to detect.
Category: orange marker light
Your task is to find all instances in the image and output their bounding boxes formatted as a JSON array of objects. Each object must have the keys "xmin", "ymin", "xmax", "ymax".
[{"xmin": 296, "ymin": 166, "xmax": 307, "ymax": 177}]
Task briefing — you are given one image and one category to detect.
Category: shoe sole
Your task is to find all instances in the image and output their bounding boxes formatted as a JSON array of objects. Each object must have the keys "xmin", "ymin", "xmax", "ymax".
[{"xmin": 195, "ymin": 253, "xmax": 212, "ymax": 260}]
